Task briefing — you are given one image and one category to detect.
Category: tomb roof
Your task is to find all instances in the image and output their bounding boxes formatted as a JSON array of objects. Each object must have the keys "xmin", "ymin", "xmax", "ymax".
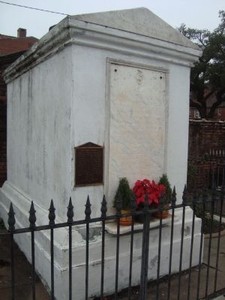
[
  {"xmin": 72, "ymin": 7, "xmax": 199, "ymax": 50},
  {"xmin": 4, "ymin": 7, "xmax": 201, "ymax": 83}
]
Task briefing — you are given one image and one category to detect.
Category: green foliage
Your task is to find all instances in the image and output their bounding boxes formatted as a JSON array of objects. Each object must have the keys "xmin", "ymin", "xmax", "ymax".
[
  {"xmin": 158, "ymin": 174, "xmax": 172, "ymax": 206},
  {"xmin": 114, "ymin": 177, "xmax": 133, "ymax": 210},
  {"xmin": 179, "ymin": 10, "xmax": 225, "ymax": 119}
]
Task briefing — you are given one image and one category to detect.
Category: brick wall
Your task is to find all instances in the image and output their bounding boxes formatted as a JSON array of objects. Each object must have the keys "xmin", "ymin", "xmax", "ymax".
[
  {"xmin": 188, "ymin": 120, "xmax": 225, "ymax": 190},
  {"xmin": 189, "ymin": 120, "xmax": 225, "ymax": 159}
]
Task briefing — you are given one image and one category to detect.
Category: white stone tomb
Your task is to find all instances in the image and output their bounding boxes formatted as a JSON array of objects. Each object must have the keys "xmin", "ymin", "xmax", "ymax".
[{"xmin": 0, "ymin": 8, "xmax": 202, "ymax": 300}]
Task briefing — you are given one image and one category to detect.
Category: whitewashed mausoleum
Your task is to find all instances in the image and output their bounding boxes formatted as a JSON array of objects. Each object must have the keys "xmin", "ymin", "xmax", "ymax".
[{"xmin": 0, "ymin": 8, "xmax": 202, "ymax": 299}]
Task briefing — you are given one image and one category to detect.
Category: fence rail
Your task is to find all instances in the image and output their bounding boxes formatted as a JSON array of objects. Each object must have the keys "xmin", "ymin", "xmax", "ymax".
[
  {"xmin": 1, "ymin": 188, "xmax": 225, "ymax": 300},
  {"xmin": 208, "ymin": 148, "xmax": 225, "ymax": 159}
]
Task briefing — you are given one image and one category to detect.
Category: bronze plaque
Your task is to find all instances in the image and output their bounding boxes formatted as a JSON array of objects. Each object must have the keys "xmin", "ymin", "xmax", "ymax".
[{"xmin": 75, "ymin": 143, "xmax": 103, "ymax": 186}]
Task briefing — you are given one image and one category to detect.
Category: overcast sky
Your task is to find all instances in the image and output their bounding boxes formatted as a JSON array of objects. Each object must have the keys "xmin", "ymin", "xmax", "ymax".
[{"xmin": 0, "ymin": 0, "xmax": 224, "ymax": 39}]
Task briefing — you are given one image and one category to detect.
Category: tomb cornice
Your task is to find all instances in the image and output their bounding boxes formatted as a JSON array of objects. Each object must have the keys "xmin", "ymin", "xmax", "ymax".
[
  {"xmin": 68, "ymin": 20, "xmax": 201, "ymax": 66},
  {"xmin": 4, "ymin": 17, "xmax": 202, "ymax": 83}
]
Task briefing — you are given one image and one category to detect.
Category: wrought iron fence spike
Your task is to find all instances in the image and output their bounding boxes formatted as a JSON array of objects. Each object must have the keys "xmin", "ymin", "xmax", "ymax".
[
  {"xmin": 171, "ymin": 187, "xmax": 177, "ymax": 206},
  {"xmin": 8, "ymin": 202, "xmax": 15, "ymax": 232},
  {"xmin": 67, "ymin": 197, "xmax": 74, "ymax": 224},
  {"xmin": 182, "ymin": 185, "xmax": 188, "ymax": 205},
  {"xmin": 48, "ymin": 199, "xmax": 56, "ymax": 227},
  {"xmin": 29, "ymin": 201, "xmax": 36, "ymax": 229},
  {"xmin": 85, "ymin": 196, "xmax": 91, "ymax": 220},
  {"xmin": 101, "ymin": 195, "xmax": 107, "ymax": 218}
]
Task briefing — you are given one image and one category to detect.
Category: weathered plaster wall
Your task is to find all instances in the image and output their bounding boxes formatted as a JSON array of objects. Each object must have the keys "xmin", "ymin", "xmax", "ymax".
[
  {"xmin": 2, "ymin": 43, "xmax": 191, "ymax": 222},
  {"xmin": 69, "ymin": 45, "xmax": 190, "ymax": 214},
  {"xmin": 70, "ymin": 46, "xmax": 106, "ymax": 218},
  {"xmin": 6, "ymin": 46, "xmax": 73, "ymax": 220}
]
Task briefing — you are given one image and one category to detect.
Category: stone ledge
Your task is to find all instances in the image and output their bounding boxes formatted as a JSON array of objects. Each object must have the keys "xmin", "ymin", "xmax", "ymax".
[{"xmin": 105, "ymin": 215, "xmax": 175, "ymax": 235}]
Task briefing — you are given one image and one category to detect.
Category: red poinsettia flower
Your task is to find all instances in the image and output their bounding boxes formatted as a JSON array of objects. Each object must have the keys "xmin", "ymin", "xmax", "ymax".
[{"xmin": 133, "ymin": 179, "xmax": 165, "ymax": 208}]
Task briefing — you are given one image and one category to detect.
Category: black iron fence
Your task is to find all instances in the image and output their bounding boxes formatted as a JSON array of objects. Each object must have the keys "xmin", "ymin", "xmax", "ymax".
[
  {"xmin": 1, "ymin": 188, "xmax": 225, "ymax": 300},
  {"xmin": 188, "ymin": 148, "xmax": 225, "ymax": 192}
]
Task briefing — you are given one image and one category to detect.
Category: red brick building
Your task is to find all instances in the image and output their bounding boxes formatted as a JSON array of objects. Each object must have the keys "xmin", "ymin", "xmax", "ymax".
[
  {"xmin": 0, "ymin": 28, "xmax": 38, "ymax": 186},
  {"xmin": 0, "ymin": 28, "xmax": 37, "ymax": 55}
]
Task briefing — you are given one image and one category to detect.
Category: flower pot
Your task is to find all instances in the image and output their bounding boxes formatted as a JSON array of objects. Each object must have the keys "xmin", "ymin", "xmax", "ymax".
[
  {"xmin": 134, "ymin": 208, "xmax": 155, "ymax": 223},
  {"xmin": 153, "ymin": 209, "xmax": 170, "ymax": 219},
  {"xmin": 119, "ymin": 210, "xmax": 133, "ymax": 226}
]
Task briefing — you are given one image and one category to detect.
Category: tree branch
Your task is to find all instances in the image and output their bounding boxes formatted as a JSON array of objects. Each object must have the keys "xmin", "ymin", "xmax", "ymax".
[
  {"xmin": 207, "ymin": 88, "xmax": 225, "ymax": 118},
  {"xmin": 190, "ymin": 99, "xmax": 202, "ymax": 111}
]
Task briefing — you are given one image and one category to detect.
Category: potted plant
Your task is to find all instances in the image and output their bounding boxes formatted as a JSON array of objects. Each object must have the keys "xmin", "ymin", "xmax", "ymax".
[
  {"xmin": 154, "ymin": 174, "xmax": 172, "ymax": 218},
  {"xmin": 114, "ymin": 177, "xmax": 134, "ymax": 226},
  {"xmin": 132, "ymin": 179, "xmax": 165, "ymax": 222}
]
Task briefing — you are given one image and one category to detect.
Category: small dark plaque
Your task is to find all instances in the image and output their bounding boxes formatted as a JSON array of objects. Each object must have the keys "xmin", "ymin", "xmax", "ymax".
[{"xmin": 75, "ymin": 143, "xmax": 103, "ymax": 186}]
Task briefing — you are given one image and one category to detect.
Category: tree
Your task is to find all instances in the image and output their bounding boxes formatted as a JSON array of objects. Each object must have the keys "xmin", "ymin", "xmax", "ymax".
[{"xmin": 179, "ymin": 11, "xmax": 225, "ymax": 119}]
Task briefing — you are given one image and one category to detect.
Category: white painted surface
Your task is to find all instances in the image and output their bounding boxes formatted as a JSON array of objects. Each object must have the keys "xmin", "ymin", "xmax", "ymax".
[
  {"xmin": 6, "ymin": 48, "xmax": 73, "ymax": 220},
  {"xmin": 0, "ymin": 7, "xmax": 202, "ymax": 300},
  {"xmin": 166, "ymin": 64, "xmax": 191, "ymax": 200},
  {"xmin": 108, "ymin": 63, "xmax": 166, "ymax": 200},
  {"xmin": 74, "ymin": 7, "xmax": 199, "ymax": 50}
]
